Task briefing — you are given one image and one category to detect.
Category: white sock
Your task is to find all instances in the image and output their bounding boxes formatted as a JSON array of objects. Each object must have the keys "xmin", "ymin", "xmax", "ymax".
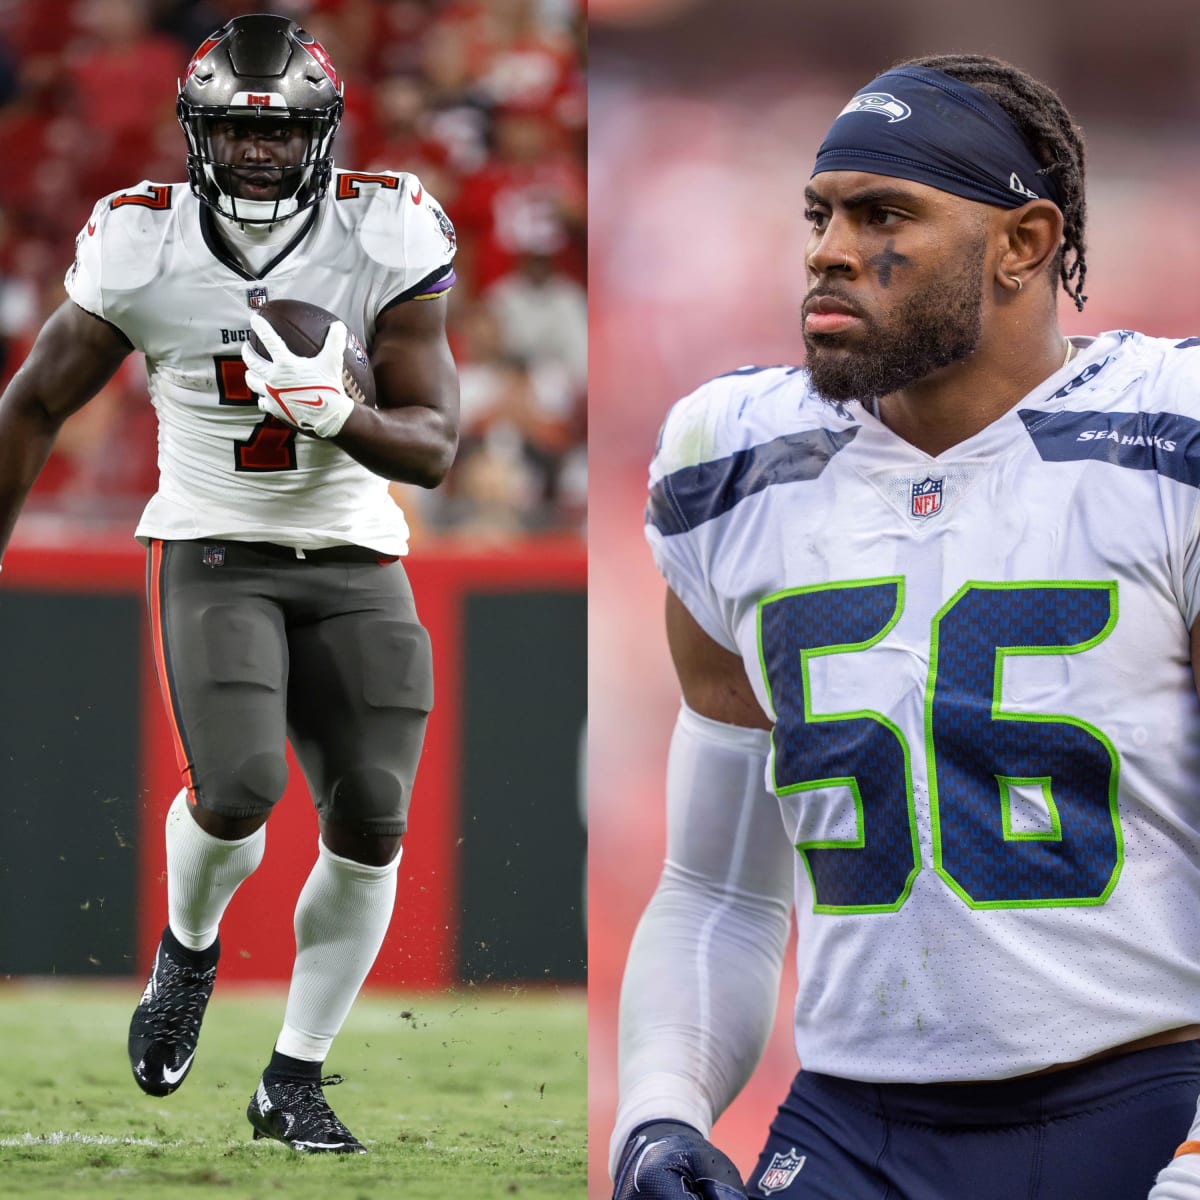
[
  {"xmin": 165, "ymin": 789, "xmax": 266, "ymax": 951},
  {"xmin": 275, "ymin": 839, "xmax": 401, "ymax": 1062}
]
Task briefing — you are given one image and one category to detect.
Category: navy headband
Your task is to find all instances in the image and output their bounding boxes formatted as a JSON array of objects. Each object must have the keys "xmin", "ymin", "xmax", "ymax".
[{"xmin": 812, "ymin": 66, "xmax": 1062, "ymax": 210}]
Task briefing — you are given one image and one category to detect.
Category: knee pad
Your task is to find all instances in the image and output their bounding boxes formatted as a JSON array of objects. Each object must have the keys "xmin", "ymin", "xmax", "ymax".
[
  {"xmin": 196, "ymin": 749, "xmax": 288, "ymax": 818},
  {"xmin": 327, "ymin": 766, "xmax": 410, "ymax": 837}
]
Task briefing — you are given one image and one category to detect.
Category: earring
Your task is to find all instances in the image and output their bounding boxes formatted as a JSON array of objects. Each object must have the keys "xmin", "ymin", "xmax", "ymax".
[{"xmin": 1009, "ymin": 274, "xmax": 1023, "ymax": 292}]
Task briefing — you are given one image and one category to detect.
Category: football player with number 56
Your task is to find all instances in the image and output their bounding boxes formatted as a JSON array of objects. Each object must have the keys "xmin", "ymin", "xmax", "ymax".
[
  {"xmin": 612, "ymin": 54, "xmax": 1200, "ymax": 1200},
  {"xmin": 0, "ymin": 14, "xmax": 458, "ymax": 1153}
]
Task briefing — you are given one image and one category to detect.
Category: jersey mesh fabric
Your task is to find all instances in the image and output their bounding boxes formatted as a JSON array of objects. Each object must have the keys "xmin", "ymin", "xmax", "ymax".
[
  {"xmin": 645, "ymin": 333, "xmax": 1200, "ymax": 1083},
  {"xmin": 65, "ymin": 171, "xmax": 455, "ymax": 554}
]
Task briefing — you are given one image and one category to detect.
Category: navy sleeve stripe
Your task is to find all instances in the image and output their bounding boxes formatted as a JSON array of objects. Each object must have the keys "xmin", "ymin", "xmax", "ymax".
[
  {"xmin": 1018, "ymin": 408, "xmax": 1200, "ymax": 488},
  {"xmin": 646, "ymin": 427, "xmax": 858, "ymax": 536}
]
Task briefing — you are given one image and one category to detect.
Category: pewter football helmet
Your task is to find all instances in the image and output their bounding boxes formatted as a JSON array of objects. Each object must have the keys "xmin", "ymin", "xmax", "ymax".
[{"xmin": 177, "ymin": 14, "xmax": 344, "ymax": 223}]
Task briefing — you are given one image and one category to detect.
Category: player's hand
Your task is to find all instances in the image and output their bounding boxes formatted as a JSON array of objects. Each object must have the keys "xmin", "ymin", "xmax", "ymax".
[
  {"xmin": 241, "ymin": 314, "xmax": 354, "ymax": 439},
  {"xmin": 1149, "ymin": 1147, "xmax": 1200, "ymax": 1198},
  {"xmin": 613, "ymin": 1121, "xmax": 747, "ymax": 1200}
]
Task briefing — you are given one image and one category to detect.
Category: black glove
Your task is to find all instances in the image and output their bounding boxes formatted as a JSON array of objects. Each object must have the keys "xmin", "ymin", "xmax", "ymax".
[{"xmin": 612, "ymin": 1120, "xmax": 748, "ymax": 1199}]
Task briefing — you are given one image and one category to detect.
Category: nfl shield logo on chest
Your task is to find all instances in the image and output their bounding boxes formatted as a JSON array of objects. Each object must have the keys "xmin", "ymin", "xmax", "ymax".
[
  {"xmin": 758, "ymin": 1148, "xmax": 807, "ymax": 1194},
  {"xmin": 246, "ymin": 286, "xmax": 269, "ymax": 309},
  {"xmin": 910, "ymin": 475, "xmax": 944, "ymax": 519}
]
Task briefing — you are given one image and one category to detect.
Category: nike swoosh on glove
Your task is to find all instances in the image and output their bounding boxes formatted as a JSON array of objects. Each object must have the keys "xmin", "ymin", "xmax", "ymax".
[
  {"xmin": 1149, "ymin": 1151, "xmax": 1200, "ymax": 1199},
  {"xmin": 242, "ymin": 314, "xmax": 355, "ymax": 439},
  {"xmin": 613, "ymin": 1120, "xmax": 747, "ymax": 1200}
]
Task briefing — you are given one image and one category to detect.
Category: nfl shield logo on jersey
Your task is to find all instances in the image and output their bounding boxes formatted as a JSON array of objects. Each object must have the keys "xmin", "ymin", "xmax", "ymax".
[
  {"xmin": 758, "ymin": 1149, "xmax": 807, "ymax": 1194},
  {"xmin": 910, "ymin": 475, "xmax": 943, "ymax": 519},
  {"xmin": 246, "ymin": 286, "xmax": 269, "ymax": 309}
]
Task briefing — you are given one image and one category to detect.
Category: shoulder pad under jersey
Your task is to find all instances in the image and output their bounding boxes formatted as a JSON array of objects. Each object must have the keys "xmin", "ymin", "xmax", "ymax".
[
  {"xmin": 652, "ymin": 365, "xmax": 810, "ymax": 478},
  {"xmin": 1136, "ymin": 332, "xmax": 1200, "ymax": 418},
  {"xmin": 341, "ymin": 170, "xmax": 456, "ymax": 287},
  {"xmin": 69, "ymin": 182, "xmax": 181, "ymax": 306}
]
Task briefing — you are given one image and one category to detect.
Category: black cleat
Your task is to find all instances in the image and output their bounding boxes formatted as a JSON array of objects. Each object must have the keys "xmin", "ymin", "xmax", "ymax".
[
  {"xmin": 247, "ymin": 1073, "xmax": 367, "ymax": 1154},
  {"xmin": 127, "ymin": 926, "xmax": 219, "ymax": 1097}
]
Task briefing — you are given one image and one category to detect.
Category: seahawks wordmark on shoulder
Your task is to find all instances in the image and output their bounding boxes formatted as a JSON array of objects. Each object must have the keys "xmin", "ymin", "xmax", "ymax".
[{"xmin": 1076, "ymin": 429, "xmax": 1178, "ymax": 450}]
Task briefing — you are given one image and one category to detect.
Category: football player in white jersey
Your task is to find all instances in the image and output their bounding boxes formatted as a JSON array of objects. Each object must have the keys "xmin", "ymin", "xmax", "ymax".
[
  {"xmin": 0, "ymin": 15, "xmax": 459, "ymax": 1153},
  {"xmin": 611, "ymin": 54, "xmax": 1200, "ymax": 1200}
]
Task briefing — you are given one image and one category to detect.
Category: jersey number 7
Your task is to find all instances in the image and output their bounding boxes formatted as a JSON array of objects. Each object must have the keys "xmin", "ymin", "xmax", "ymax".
[
  {"xmin": 758, "ymin": 579, "xmax": 1120, "ymax": 913},
  {"xmin": 215, "ymin": 354, "xmax": 299, "ymax": 472}
]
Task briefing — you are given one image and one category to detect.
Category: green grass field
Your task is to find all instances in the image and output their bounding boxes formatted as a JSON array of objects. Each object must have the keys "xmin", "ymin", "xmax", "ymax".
[{"xmin": 0, "ymin": 979, "xmax": 586, "ymax": 1198}]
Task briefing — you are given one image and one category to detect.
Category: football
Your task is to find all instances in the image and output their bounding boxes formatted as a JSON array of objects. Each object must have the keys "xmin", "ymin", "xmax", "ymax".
[{"xmin": 247, "ymin": 299, "xmax": 376, "ymax": 408}]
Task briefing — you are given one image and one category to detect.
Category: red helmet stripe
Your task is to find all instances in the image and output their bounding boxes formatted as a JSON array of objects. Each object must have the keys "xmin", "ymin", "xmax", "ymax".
[
  {"xmin": 303, "ymin": 38, "xmax": 339, "ymax": 87},
  {"xmin": 184, "ymin": 35, "xmax": 223, "ymax": 81}
]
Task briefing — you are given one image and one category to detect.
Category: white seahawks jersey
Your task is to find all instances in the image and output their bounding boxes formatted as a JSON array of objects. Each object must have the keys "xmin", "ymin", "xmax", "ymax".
[
  {"xmin": 646, "ymin": 330, "xmax": 1200, "ymax": 1082},
  {"xmin": 65, "ymin": 170, "xmax": 457, "ymax": 554}
]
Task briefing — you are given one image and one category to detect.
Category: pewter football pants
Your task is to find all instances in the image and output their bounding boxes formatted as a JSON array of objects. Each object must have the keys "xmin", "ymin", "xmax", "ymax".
[{"xmin": 147, "ymin": 537, "xmax": 433, "ymax": 837}]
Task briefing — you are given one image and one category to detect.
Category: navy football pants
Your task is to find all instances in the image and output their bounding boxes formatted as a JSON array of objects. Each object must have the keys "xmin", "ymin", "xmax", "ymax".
[{"xmin": 746, "ymin": 1041, "xmax": 1200, "ymax": 1200}]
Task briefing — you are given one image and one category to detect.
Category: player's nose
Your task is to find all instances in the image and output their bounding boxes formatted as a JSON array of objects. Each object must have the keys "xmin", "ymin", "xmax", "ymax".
[
  {"xmin": 240, "ymin": 135, "xmax": 275, "ymax": 161},
  {"xmin": 806, "ymin": 227, "xmax": 861, "ymax": 279}
]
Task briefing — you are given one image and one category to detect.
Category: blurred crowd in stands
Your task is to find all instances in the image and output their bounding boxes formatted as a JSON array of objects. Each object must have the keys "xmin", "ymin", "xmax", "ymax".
[{"xmin": 0, "ymin": 0, "xmax": 586, "ymax": 543}]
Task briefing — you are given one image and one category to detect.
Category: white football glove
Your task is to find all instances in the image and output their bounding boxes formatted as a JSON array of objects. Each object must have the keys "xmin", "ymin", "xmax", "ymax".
[{"xmin": 241, "ymin": 314, "xmax": 355, "ymax": 439}]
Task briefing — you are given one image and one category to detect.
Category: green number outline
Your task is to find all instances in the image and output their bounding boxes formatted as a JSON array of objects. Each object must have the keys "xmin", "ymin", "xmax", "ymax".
[
  {"xmin": 996, "ymin": 776, "xmax": 1061, "ymax": 841},
  {"xmin": 756, "ymin": 577, "xmax": 919, "ymax": 914},
  {"xmin": 925, "ymin": 580, "xmax": 1122, "ymax": 910}
]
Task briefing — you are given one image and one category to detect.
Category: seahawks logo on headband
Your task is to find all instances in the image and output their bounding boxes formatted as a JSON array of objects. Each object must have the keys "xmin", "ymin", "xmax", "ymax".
[{"xmin": 837, "ymin": 92, "xmax": 911, "ymax": 124}]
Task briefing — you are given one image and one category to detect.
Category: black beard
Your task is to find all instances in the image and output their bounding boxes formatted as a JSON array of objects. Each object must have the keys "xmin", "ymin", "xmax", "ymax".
[{"xmin": 803, "ymin": 237, "xmax": 986, "ymax": 405}]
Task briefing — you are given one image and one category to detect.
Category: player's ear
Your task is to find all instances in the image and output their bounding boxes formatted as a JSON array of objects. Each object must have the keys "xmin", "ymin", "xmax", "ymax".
[{"xmin": 996, "ymin": 198, "xmax": 1064, "ymax": 294}]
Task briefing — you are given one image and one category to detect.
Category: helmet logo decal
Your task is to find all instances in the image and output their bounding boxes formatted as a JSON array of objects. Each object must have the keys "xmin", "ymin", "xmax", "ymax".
[
  {"xmin": 231, "ymin": 90, "xmax": 286, "ymax": 108},
  {"xmin": 184, "ymin": 35, "xmax": 222, "ymax": 81},
  {"xmin": 302, "ymin": 38, "xmax": 339, "ymax": 87}
]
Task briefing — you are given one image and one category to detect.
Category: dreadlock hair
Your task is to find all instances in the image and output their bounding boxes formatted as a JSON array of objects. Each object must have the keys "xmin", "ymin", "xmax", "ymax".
[{"xmin": 899, "ymin": 53, "xmax": 1088, "ymax": 311}]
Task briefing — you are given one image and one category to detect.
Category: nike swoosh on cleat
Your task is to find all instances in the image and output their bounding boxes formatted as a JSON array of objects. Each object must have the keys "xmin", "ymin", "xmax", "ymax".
[
  {"xmin": 162, "ymin": 1052, "xmax": 195, "ymax": 1086},
  {"xmin": 293, "ymin": 1139, "xmax": 347, "ymax": 1150}
]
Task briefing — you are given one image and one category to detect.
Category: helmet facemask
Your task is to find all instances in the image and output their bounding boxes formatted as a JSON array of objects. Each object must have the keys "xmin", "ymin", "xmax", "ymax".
[
  {"xmin": 180, "ymin": 106, "xmax": 341, "ymax": 224},
  {"xmin": 177, "ymin": 15, "xmax": 344, "ymax": 225}
]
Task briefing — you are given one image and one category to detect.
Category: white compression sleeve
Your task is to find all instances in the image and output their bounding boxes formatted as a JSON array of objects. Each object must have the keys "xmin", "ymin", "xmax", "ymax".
[{"xmin": 609, "ymin": 704, "xmax": 794, "ymax": 1178}]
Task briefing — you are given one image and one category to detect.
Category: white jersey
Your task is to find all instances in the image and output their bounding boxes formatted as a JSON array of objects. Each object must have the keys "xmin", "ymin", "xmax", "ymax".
[
  {"xmin": 65, "ymin": 170, "xmax": 457, "ymax": 554},
  {"xmin": 646, "ymin": 330, "xmax": 1200, "ymax": 1082}
]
